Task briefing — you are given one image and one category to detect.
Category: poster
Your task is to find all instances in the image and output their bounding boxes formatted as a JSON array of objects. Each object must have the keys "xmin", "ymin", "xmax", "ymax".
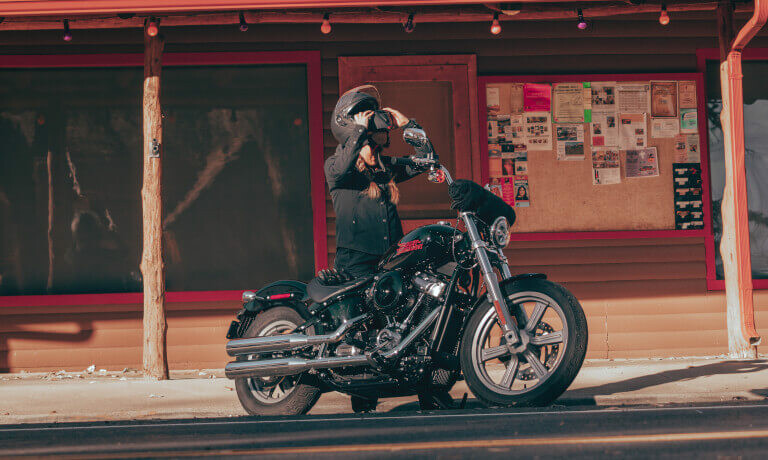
[
  {"xmin": 650, "ymin": 81, "xmax": 678, "ymax": 118},
  {"xmin": 486, "ymin": 87, "xmax": 500, "ymax": 114},
  {"xmin": 524, "ymin": 112, "xmax": 552, "ymax": 150},
  {"xmin": 501, "ymin": 177, "xmax": 515, "ymax": 206},
  {"xmin": 552, "ymin": 82, "xmax": 585, "ymax": 123},
  {"xmin": 625, "ymin": 147, "xmax": 659, "ymax": 178},
  {"xmin": 488, "ymin": 178, "xmax": 503, "ymax": 199},
  {"xmin": 674, "ymin": 134, "xmax": 700, "ymax": 163},
  {"xmin": 513, "ymin": 175, "xmax": 530, "ymax": 207},
  {"xmin": 591, "ymin": 148, "xmax": 621, "ymax": 185},
  {"xmin": 556, "ymin": 124, "xmax": 585, "ymax": 160},
  {"xmin": 673, "ymin": 162, "xmax": 704, "ymax": 229},
  {"xmin": 650, "ymin": 117, "xmax": 680, "ymax": 138},
  {"xmin": 487, "ymin": 117, "xmax": 499, "ymax": 143},
  {"xmin": 523, "ymin": 83, "xmax": 551, "ymax": 112},
  {"xmin": 500, "ymin": 156, "xmax": 516, "ymax": 177},
  {"xmin": 506, "ymin": 150, "xmax": 528, "ymax": 175},
  {"xmin": 509, "ymin": 83, "xmax": 525, "ymax": 114},
  {"xmin": 678, "ymin": 81, "xmax": 697, "ymax": 109},
  {"xmin": 591, "ymin": 82, "xmax": 617, "ymax": 113},
  {"xmin": 583, "ymin": 83, "xmax": 593, "ymax": 123},
  {"xmin": 617, "ymin": 83, "xmax": 650, "ymax": 113},
  {"xmin": 680, "ymin": 108, "xmax": 698, "ymax": 133},
  {"xmin": 500, "ymin": 114, "xmax": 525, "ymax": 143},
  {"xmin": 619, "ymin": 113, "xmax": 647, "ymax": 149},
  {"xmin": 489, "ymin": 157, "xmax": 502, "ymax": 177},
  {"xmin": 590, "ymin": 113, "xmax": 618, "ymax": 147}
]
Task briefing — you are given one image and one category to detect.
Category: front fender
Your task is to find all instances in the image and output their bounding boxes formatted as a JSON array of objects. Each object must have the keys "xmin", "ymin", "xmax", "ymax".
[{"xmin": 465, "ymin": 273, "xmax": 548, "ymax": 324}]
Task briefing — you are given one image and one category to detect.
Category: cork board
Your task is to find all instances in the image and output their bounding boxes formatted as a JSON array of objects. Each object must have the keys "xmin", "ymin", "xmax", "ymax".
[{"xmin": 482, "ymin": 76, "xmax": 704, "ymax": 234}]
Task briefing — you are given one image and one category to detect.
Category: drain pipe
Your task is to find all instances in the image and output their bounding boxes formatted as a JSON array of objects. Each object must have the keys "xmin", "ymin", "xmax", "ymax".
[{"xmin": 719, "ymin": 0, "xmax": 768, "ymax": 357}]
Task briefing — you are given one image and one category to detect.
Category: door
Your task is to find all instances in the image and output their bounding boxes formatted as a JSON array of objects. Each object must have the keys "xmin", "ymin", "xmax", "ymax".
[{"xmin": 338, "ymin": 55, "xmax": 479, "ymax": 231}]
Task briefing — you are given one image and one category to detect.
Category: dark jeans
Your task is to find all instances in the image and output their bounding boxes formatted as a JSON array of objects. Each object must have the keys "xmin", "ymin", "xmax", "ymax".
[{"xmin": 334, "ymin": 247, "xmax": 380, "ymax": 278}]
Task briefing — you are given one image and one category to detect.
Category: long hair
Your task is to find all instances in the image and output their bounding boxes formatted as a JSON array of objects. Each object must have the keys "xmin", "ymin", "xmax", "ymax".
[{"xmin": 356, "ymin": 156, "xmax": 399, "ymax": 205}]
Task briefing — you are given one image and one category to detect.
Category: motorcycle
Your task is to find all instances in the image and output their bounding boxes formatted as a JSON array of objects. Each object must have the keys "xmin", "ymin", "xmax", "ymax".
[{"xmin": 223, "ymin": 126, "xmax": 588, "ymax": 415}]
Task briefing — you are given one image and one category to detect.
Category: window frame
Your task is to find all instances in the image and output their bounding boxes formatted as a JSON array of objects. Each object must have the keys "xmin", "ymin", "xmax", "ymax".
[
  {"xmin": 0, "ymin": 51, "xmax": 326, "ymax": 306},
  {"xmin": 697, "ymin": 48, "xmax": 768, "ymax": 291}
]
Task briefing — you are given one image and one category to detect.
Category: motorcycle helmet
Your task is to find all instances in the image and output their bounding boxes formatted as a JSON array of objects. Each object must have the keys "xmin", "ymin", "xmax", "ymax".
[{"xmin": 331, "ymin": 85, "xmax": 393, "ymax": 144}]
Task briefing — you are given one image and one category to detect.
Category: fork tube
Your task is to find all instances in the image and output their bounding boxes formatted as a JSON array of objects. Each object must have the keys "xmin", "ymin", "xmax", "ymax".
[{"xmin": 461, "ymin": 213, "xmax": 519, "ymax": 344}]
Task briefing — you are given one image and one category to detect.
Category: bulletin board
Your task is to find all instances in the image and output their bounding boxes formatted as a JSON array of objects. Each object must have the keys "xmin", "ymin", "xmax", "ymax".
[{"xmin": 478, "ymin": 73, "xmax": 711, "ymax": 237}]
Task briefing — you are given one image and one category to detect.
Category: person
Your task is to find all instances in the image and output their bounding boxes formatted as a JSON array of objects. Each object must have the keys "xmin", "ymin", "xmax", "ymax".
[
  {"xmin": 325, "ymin": 85, "xmax": 424, "ymax": 278},
  {"xmin": 516, "ymin": 185, "xmax": 529, "ymax": 201}
]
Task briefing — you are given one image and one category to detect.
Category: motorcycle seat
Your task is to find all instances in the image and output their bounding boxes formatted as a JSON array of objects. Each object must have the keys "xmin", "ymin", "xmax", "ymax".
[{"xmin": 306, "ymin": 275, "xmax": 371, "ymax": 304}]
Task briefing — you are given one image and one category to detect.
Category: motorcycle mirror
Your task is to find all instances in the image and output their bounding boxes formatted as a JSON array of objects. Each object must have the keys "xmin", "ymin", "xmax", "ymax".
[{"xmin": 403, "ymin": 127, "xmax": 432, "ymax": 154}]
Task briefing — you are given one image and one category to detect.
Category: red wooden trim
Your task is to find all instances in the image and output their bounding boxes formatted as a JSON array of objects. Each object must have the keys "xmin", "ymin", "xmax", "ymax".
[
  {"xmin": 478, "ymin": 72, "xmax": 707, "ymax": 240},
  {"xmin": 697, "ymin": 48, "xmax": 768, "ymax": 291},
  {"xmin": 0, "ymin": 50, "xmax": 325, "ymax": 305}
]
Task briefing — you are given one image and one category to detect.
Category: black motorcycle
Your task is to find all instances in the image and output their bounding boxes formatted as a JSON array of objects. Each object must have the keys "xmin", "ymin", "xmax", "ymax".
[{"xmin": 224, "ymin": 126, "xmax": 588, "ymax": 415}]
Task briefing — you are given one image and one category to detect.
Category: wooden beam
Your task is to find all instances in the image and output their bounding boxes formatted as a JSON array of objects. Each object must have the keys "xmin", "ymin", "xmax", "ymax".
[
  {"xmin": 0, "ymin": 2, "xmax": 753, "ymax": 31},
  {"xmin": 717, "ymin": 0, "xmax": 734, "ymax": 61},
  {"xmin": 140, "ymin": 20, "xmax": 169, "ymax": 380}
]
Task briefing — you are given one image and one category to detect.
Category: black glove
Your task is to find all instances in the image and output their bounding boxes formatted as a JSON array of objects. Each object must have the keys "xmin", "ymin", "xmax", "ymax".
[{"xmin": 317, "ymin": 268, "xmax": 354, "ymax": 285}]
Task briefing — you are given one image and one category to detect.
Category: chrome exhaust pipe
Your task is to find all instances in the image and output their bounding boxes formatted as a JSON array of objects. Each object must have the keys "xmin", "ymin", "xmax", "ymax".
[
  {"xmin": 225, "ymin": 355, "xmax": 370, "ymax": 379},
  {"xmin": 226, "ymin": 314, "xmax": 368, "ymax": 357}
]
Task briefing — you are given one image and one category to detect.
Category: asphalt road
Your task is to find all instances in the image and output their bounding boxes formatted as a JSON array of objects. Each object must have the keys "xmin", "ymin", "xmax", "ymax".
[{"xmin": 4, "ymin": 402, "xmax": 768, "ymax": 458}]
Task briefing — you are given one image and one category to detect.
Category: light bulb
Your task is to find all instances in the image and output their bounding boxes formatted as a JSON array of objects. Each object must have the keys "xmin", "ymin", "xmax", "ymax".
[
  {"xmin": 63, "ymin": 19, "xmax": 72, "ymax": 41},
  {"xmin": 404, "ymin": 13, "xmax": 415, "ymax": 33},
  {"xmin": 321, "ymin": 13, "xmax": 332, "ymax": 34},
  {"xmin": 577, "ymin": 9, "xmax": 587, "ymax": 30},
  {"xmin": 490, "ymin": 13, "xmax": 502, "ymax": 35},
  {"xmin": 239, "ymin": 12, "xmax": 248, "ymax": 32},
  {"xmin": 659, "ymin": 4, "xmax": 670, "ymax": 25},
  {"xmin": 146, "ymin": 19, "xmax": 159, "ymax": 37}
]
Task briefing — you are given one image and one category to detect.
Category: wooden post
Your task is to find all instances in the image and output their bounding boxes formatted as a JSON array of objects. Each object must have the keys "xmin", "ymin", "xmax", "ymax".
[
  {"xmin": 717, "ymin": 2, "xmax": 761, "ymax": 358},
  {"xmin": 141, "ymin": 21, "xmax": 169, "ymax": 379}
]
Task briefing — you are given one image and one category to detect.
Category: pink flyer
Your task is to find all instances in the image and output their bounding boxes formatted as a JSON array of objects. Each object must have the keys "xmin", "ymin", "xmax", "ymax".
[{"xmin": 523, "ymin": 83, "xmax": 552, "ymax": 112}]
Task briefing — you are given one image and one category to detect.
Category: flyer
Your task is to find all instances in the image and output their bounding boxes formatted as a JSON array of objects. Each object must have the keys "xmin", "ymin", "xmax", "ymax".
[
  {"xmin": 583, "ymin": 83, "xmax": 593, "ymax": 123},
  {"xmin": 501, "ymin": 177, "xmax": 515, "ymax": 207},
  {"xmin": 617, "ymin": 83, "xmax": 650, "ymax": 113},
  {"xmin": 686, "ymin": 134, "xmax": 700, "ymax": 163},
  {"xmin": 488, "ymin": 143, "xmax": 501, "ymax": 157},
  {"xmin": 489, "ymin": 157, "xmax": 502, "ymax": 177},
  {"xmin": 509, "ymin": 83, "xmax": 525, "ymax": 114},
  {"xmin": 651, "ymin": 81, "xmax": 678, "ymax": 118},
  {"xmin": 524, "ymin": 111, "xmax": 552, "ymax": 150},
  {"xmin": 625, "ymin": 147, "xmax": 659, "ymax": 178},
  {"xmin": 673, "ymin": 135, "xmax": 687, "ymax": 162},
  {"xmin": 680, "ymin": 108, "xmax": 698, "ymax": 133},
  {"xmin": 678, "ymin": 81, "xmax": 697, "ymax": 109},
  {"xmin": 512, "ymin": 151, "xmax": 528, "ymax": 175},
  {"xmin": 591, "ymin": 81, "xmax": 617, "ymax": 114},
  {"xmin": 591, "ymin": 148, "xmax": 621, "ymax": 185},
  {"xmin": 488, "ymin": 178, "xmax": 503, "ymax": 199},
  {"xmin": 556, "ymin": 124, "xmax": 585, "ymax": 160},
  {"xmin": 590, "ymin": 113, "xmax": 618, "ymax": 147},
  {"xmin": 552, "ymin": 82, "xmax": 585, "ymax": 123},
  {"xmin": 619, "ymin": 113, "xmax": 647, "ymax": 149},
  {"xmin": 501, "ymin": 114, "xmax": 525, "ymax": 142},
  {"xmin": 500, "ymin": 157, "xmax": 516, "ymax": 177},
  {"xmin": 650, "ymin": 117, "xmax": 680, "ymax": 138},
  {"xmin": 523, "ymin": 83, "xmax": 552, "ymax": 112},
  {"xmin": 487, "ymin": 118, "xmax": 499, "ymax": 143},
  {"xmin": 513, "ymin": 175, "xmax": 530, "ymax": 207},
  {"xmin": 486, "ymin": 87, "xmax": 501, "ymax": 114}
]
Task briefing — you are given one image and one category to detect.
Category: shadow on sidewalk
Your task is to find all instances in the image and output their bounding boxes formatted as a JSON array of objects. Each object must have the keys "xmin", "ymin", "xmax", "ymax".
[{"xmin": 565, "ymin": 359, "xmax": 768, "ymax": 405}]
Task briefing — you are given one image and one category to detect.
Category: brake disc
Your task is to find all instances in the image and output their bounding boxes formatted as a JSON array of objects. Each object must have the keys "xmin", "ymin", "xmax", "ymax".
[{"xmin": 519, "ymin": 321, "xmax": 560, "ymax": 381}]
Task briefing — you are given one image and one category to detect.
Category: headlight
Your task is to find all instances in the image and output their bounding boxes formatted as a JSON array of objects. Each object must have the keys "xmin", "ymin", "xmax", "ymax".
[{"xmin": 489, "ymin": 216, "xmax": 510, "ymax": 248}]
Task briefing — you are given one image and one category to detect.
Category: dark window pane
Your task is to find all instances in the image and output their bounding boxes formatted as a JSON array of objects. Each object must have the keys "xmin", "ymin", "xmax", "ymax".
[{"xmin": 705, "ymin": 60, "xmax": 768, "ymax": 279}]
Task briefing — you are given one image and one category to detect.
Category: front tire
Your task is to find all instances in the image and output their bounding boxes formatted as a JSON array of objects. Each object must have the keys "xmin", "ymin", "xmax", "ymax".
[
  {"xmin": 234, "ymin": 307, "xmax": 321, "ymax": 416},
  {"xmin": 459, "ymin": 278, "xmax": 587, "ymax": 407}
]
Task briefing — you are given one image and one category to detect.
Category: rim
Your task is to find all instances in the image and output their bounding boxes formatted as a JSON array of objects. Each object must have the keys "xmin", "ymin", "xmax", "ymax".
[
  {"xmin": 247, "ymin": 319, "xmax": 299, "ymax": 404},
  {"xmin": 470, "ymin": 291, "xmax": 568, "ymax": 396}
]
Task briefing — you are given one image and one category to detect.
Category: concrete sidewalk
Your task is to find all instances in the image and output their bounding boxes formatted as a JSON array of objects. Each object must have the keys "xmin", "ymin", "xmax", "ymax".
[{"xmin": 2, "ymin": 357, "xmax": 768, "ymax": 425}]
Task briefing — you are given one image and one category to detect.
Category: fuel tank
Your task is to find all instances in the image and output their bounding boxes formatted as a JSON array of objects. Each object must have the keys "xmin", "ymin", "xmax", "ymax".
[{"xmin": 378, "ymin": 223, "xmax": 458, "ymax": 272}]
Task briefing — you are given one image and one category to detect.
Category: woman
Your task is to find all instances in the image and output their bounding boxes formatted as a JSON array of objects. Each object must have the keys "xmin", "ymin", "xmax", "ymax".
[{"xmin": 324, "ymin": 86, "xmax": 423, "ymax": 278}]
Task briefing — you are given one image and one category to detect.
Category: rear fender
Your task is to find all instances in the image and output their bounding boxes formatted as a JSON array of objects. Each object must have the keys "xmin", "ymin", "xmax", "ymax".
[{"xmin": 227, "ymin": 280, "xmax": 310, "ymax": 339}]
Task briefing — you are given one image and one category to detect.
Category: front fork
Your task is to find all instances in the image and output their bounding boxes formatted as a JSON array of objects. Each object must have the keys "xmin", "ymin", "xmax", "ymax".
[{"xmin": 460, "ymin": 212, "xmax": 521, "ymax": 346}]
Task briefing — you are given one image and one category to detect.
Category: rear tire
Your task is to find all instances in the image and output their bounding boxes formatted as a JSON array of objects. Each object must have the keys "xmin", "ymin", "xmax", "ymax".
[
  {"xmin": 459, "ymin": 278, "xmax": 587, "ymax": 408},
  {"xmin": 234, "ymin": 307, "xmax": 321, "ymax": 416}
]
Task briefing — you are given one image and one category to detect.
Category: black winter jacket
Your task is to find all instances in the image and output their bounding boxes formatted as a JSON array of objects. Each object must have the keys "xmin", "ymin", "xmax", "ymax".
[{"xmin": 325, "ymin": 126, "xmax": 422, "ymax": 255}]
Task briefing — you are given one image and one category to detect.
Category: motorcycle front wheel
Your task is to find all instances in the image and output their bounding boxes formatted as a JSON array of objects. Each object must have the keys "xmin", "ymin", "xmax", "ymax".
[{"xmin": 459, "ymin": 277, "xmax": 587, "ymax": 408}]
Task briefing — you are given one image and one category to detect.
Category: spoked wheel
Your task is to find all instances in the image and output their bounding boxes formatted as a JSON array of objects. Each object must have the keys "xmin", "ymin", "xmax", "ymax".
[
  {"xmin": 234, "ymin": 307, "xmax": 321, "ymax": 416},
  {"xmin": 460, "ymin": 278, "xmax": 587, "ymax": 408}
]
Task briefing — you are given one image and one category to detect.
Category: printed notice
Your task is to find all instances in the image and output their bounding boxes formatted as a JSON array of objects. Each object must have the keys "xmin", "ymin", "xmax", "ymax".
[
  {"xmin": 619, "ymin": 113, "xmax": 647, "ymax": 149},
  {"xmin": 680, "ymin": 108, "xmax": 698, "ymax": 133},
  {"xmin": 513, "ymin": 175, "xmax": 530, "ymax": 207},
  {"xmin": 591, "ymin": 82, "xmax": 617, "ymax": 114},
  {"xmin": 591, "ymin": 148, "xmax": 621, "ymax": 185},
  {"xmin": 625, "ymin": 147, "xmax": 659, "ymax": 178},
  {"xmin": 678, "ymin": 81, "xmax": 697, "ymax": 109},
  {"xmin": 487, "ymin": 87, "xmax": 500, "ymax": 114},
  {"xmin": 591, "ymin": 113, "xmax": 618, "ymax": 147},
  {"xmin": 552, "ymin": 82, "xmax": 585, "ymax": 123},
  {"xmin": 651, "ymin": 81, "xmax": 678, "ymax": 118},
  {"xmin": 524, "ymin": 111, "xmax": 552, "ymax": 150},
  {"xmin": 617, "ymin": 83, "xmax": 650, "ymax": 113},
  {"xmin": 650, "ymin": 117, "xmax": 680, "ymax": 138},
  {"xmin": 556, "ymin": 124, "xmax": 585, "ymax": 160},
  {"xmin": 509, "ymin": 83, "xmax": 525, "ymax": 114},
  {"xmin": 523, "ymin": 83, "xmax": 552, "ymax": 112}
]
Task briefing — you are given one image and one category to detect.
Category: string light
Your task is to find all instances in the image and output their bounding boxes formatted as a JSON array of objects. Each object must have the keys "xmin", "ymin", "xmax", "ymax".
[
  {"xmin": 321, "ymin": 13, "xmax": 332, "ymax": 34},
  {"xmin": 576, "ymin": 9, "xmax": 588, "ymax": 30},
  {"xmin": 62, "ymin": 19, "xmax": 72, "ymax": 42},
  {"xmin": 490, "ymin": 13, "xmax": 502, "ymax": 35},
  {"xmin": 146, "ymin": 18, "xmax": 159, "ymax": 37},
  {"xmin": 239, "ymin": 12, "xmax": 248, "ymax": 32},
  {"xmin": 659, "ymin": 3, "xmax": 670, "ymax": 25},
  {"xmin": 404, "ymin": 13, "xmax": 415, "ymax": 33}
]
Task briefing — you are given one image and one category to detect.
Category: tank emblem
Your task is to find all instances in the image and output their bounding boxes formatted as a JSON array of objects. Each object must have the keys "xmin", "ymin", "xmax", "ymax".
[{"xmin": 396, "ymin": 240, "xmax": 423, "ymax": 255}]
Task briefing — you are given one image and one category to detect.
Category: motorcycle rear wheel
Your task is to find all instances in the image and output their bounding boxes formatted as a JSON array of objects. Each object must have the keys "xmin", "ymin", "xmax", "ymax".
[
  {"xmin": 234, "ymin": 307, "xmax": 321, "ymax": 416},
  {"xmin": 459, "ymin": 278, "xmax": 587, "ymax": 408}
]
